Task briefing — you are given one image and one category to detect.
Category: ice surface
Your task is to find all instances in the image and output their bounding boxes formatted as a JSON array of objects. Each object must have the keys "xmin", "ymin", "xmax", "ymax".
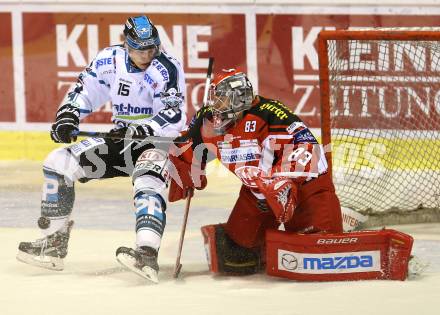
[{"xmin": 0, "ymin": 161, "xmax": 438, "ymax": 315}]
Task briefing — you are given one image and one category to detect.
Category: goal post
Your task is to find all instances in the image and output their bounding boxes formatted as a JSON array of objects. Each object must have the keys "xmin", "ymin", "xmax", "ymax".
[{"xmin": 318, "ymin": 28, "xmax": 440, "ymax": 226}]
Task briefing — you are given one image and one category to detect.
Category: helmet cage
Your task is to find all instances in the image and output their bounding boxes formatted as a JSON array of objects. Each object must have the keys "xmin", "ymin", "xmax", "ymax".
[{"xmin": 208, "ymin": 71, "xmax": 253, "ymax": 134}]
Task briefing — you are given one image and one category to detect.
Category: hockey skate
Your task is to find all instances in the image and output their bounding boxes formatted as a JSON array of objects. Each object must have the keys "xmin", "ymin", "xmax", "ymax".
[
  {"xmin": 116, "ymin": 246, "xmax": 159, "ymax": 283},
  {"xmin": 16, "ymin": 221, "xmax": 74, "ymax": 271}
]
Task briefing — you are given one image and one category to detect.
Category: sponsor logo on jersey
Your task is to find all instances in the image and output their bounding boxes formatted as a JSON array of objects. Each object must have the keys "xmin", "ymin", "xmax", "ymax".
[
  {"xmin": 113, "ymin": 103, "xmax": 153, "ymax": 115},
  {"xmin": 95, "ymin": 57, "xmax": 113, "ymax": 69},
  {"xmin": 277, "ymin": 249, "xmax": 381, "ymax": 274},
  {"xmin": 219, "ymin": 147, "xmax": 261, "ymax": 164},
  {"xmin": 217, "ymin": 140, "xmax": 232, "ymax": 149},
  {"xmin": 144, "ymin": 72, "xmax": 158, "ymax": 89},
  {"xmin": 100, "ymin": 69, "xmax": 114, "ymax": 76},
  {"xmin": 151, "ymin": 60, "xmax": 169, "ymax": 81},
  {"xmin": 69, "ymin": 137, "xmax": 106, "ymax": 157},
  {"xmin": 260, "ymin": 101, "xmax": 294, "ymax": 120},
  {"xmin": 294, "ymin": 129, "xmax": 317, "ymax": 143},
  {"xmin": 239, "ymin": 139, "xmax": 259, "ymax": 147},
  {"xmin": 138, "ymin": 149, "xmax": 167, "ymax": 162},
  {"xmin": 119, "ymin": 78, "xmax": 132, "ymax": 85},
  {"xmin": 286, "ymin": 121, "xmax": 306, "ymax": 134},
  {"xmin": 234, "ymin": 165, "xmax": 261, "ymax": 187}
]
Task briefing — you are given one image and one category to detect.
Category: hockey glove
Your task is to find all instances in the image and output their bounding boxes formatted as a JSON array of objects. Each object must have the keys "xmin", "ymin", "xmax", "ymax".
[
  {"xmin": 109, "ymin": 124, "xmax": 155, "ymax": 141},
  {"xmin": 168, "ymin": 154, "xmax": 207, "ymax": 202},
  {"xmin": 50, "ymin": 104, "xmax": 80, "ymax": 143},
  {"xmin": 254, "ymin": 177, "xmax": 298, "ymax": 223}
]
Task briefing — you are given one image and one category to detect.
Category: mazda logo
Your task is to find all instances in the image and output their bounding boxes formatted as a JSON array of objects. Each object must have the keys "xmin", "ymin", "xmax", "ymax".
[{"xmin": 281, "ymin": 253, "xmax": 298, "ymax": 270}]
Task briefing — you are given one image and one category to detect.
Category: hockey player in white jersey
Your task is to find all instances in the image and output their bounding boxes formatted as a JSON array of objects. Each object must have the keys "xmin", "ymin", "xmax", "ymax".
[{"xmin": 17, "ymin": 15, "xmax": 186, "ymax": 283}]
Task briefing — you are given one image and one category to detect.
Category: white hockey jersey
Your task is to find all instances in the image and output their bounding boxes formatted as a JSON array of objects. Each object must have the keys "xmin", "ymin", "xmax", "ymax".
[{"xmin": 66, "ymin": 45, "xmax": 186, "ymax": 137}]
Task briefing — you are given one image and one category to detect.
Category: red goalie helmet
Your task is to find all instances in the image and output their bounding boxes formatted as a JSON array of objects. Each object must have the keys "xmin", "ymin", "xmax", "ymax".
[{"xmin": 208, "ymin": 69, "xmax": 254, "ymax": 134}]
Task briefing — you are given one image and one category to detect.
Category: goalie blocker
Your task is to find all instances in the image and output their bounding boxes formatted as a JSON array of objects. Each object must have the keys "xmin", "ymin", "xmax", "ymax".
[{"xmin": 202, "ymin": 226, "xmax": 413, "ymax": 281}]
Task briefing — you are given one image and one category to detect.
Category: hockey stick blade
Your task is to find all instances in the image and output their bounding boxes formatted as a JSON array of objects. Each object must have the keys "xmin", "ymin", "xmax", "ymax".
[{"xmin": 173, "ymin": 263, "xmax": 182, "ymax": 278}]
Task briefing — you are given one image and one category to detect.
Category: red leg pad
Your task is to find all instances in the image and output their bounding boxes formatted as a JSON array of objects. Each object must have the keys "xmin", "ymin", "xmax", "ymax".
[
  {"xmin": 266, "ymin": 229, "xmax": 413, "ymax": 281},
  {"xmin": 201, "ymin": 224, "xmax": 220, "ymax": 273}
]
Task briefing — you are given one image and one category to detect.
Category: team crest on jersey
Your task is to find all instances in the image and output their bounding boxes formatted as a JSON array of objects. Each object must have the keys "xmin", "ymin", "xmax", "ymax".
[{"xmin": 234, "ymin": 165, "xmax": 262, "ymax": 188}]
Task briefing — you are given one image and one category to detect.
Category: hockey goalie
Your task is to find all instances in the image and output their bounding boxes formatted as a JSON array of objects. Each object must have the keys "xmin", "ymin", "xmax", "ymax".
[{"xmin": 169, "ymin": 68, "xmax": 424, "ymax": 281}]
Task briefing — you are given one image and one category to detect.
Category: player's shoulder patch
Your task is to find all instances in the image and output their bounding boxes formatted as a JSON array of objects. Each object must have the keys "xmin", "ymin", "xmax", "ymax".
[
  {"xmin": 149, "ymin": 54, "xmax": 177, "ymax": 82},
  {"xmin": 92, "ymin": 46, "xmax": 119, "ymax": 73}
]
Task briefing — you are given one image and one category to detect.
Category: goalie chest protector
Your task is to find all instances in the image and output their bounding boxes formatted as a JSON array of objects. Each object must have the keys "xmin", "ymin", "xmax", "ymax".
[{"xmin": 265, "ymin": 229, "xmax": 413, "ymax": 281}]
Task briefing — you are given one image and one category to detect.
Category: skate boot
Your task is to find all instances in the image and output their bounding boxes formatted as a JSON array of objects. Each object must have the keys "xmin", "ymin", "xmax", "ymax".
[
  {"xmin": 16, "ymin": 220, "xmax": 74, "ymax": 271},
  {"xmin": 116, "ymin": 246, "xmax": 159, "ymax": 283}
]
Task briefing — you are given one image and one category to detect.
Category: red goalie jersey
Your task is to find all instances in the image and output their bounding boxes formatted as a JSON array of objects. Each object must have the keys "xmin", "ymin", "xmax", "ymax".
[{"xmin": 170, "ymin": 96, "xmax": 343, "ymax": 248}]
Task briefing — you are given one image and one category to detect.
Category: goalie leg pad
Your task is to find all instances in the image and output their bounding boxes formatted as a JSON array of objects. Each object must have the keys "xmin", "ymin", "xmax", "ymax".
[
  {"xmin": 225, "ymin": 186, "xmax": 278, "ymax": 248},
  {"xmin": 266, "ymin": 229, "xmax": 413, "ymax": 281},
  {"xmin": 201, "ymin": 224, "xmax": 262, "ymax": 275}
]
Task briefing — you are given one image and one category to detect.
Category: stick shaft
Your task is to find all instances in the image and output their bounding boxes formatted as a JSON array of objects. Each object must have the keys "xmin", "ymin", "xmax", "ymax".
[
  {"xmin": 173, "ymin": 59, "xmax": 212, "ymax": 278},
  {"xmin": 173, "ymin": 190, "xmax": 193, "ymax": 278},
  {"xmin": 202, "ymin": 57, "xmax": 214, "ymax": 107},
  {"xmin": 73, "ymin": 130, "xmax": 188, "ymax": 144}
]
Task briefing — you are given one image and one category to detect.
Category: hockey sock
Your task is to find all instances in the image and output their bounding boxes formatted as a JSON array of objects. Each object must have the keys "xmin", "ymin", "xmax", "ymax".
[
  {"xmin": 134, "ymin": 192, "xmax": 167, "ymax": 251},
  {"xmin": 40, "ymin": 168, "xmax": 75, "ymax": 236}
]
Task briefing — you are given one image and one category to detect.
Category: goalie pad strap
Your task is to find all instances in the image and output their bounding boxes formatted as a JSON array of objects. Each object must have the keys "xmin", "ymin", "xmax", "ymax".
[{"xmin": 266, "ymin": 229, "xmax": 413, "ymax": 281}]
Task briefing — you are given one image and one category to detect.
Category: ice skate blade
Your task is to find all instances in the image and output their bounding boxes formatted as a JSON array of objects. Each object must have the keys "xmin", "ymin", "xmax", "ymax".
[
  {"xmin": 116, "ymin": 253, "xmax": 159, "ymax": 284},
  {"xmin": 16, "ymin": 251, "xmax": 64, "ymax": 271}
]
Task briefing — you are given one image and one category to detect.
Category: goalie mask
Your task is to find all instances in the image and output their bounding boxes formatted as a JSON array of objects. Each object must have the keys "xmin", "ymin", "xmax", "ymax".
[
  {"xmin": 208, "ymin": 69, "xmax": 254, "ymax": 134},
  {"xmin": 124, "ymin": 15, "xmax": 161, "ymax": 50}
]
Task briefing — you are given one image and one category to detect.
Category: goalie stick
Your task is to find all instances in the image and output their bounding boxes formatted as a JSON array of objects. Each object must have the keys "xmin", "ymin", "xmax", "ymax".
[{"xmin": 173, "ymin": 57, "xmax": 214, "ymax": 279}]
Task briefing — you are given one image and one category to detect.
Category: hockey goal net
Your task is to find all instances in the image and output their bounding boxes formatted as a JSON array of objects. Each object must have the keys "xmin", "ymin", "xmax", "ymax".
[{"xmin": 318, "ymin": 28, "xmax": 440, "ymax": 226}]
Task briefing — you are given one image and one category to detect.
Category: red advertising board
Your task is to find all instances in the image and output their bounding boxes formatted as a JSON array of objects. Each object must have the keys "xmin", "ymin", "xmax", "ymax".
[
  {"xmin": 22, "ymin": 13, "xmax": 246, "ymax": 123},
  {"xmin": 256, "ymin": 14, "xmax": 440, "ymax": 128},
  {"xmin": 0, "ymin": 13, "xmax": 15, "ymax": 122}
]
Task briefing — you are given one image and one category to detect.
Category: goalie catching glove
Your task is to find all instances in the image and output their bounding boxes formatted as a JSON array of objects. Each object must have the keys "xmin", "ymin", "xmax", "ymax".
[
  {"xmin": 50, "ymin": 104, "xmax": 80, "ymax": 143},
  {"xmin": 254, "ymin": 176, "xmax": 298, "ymax": 223}
]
